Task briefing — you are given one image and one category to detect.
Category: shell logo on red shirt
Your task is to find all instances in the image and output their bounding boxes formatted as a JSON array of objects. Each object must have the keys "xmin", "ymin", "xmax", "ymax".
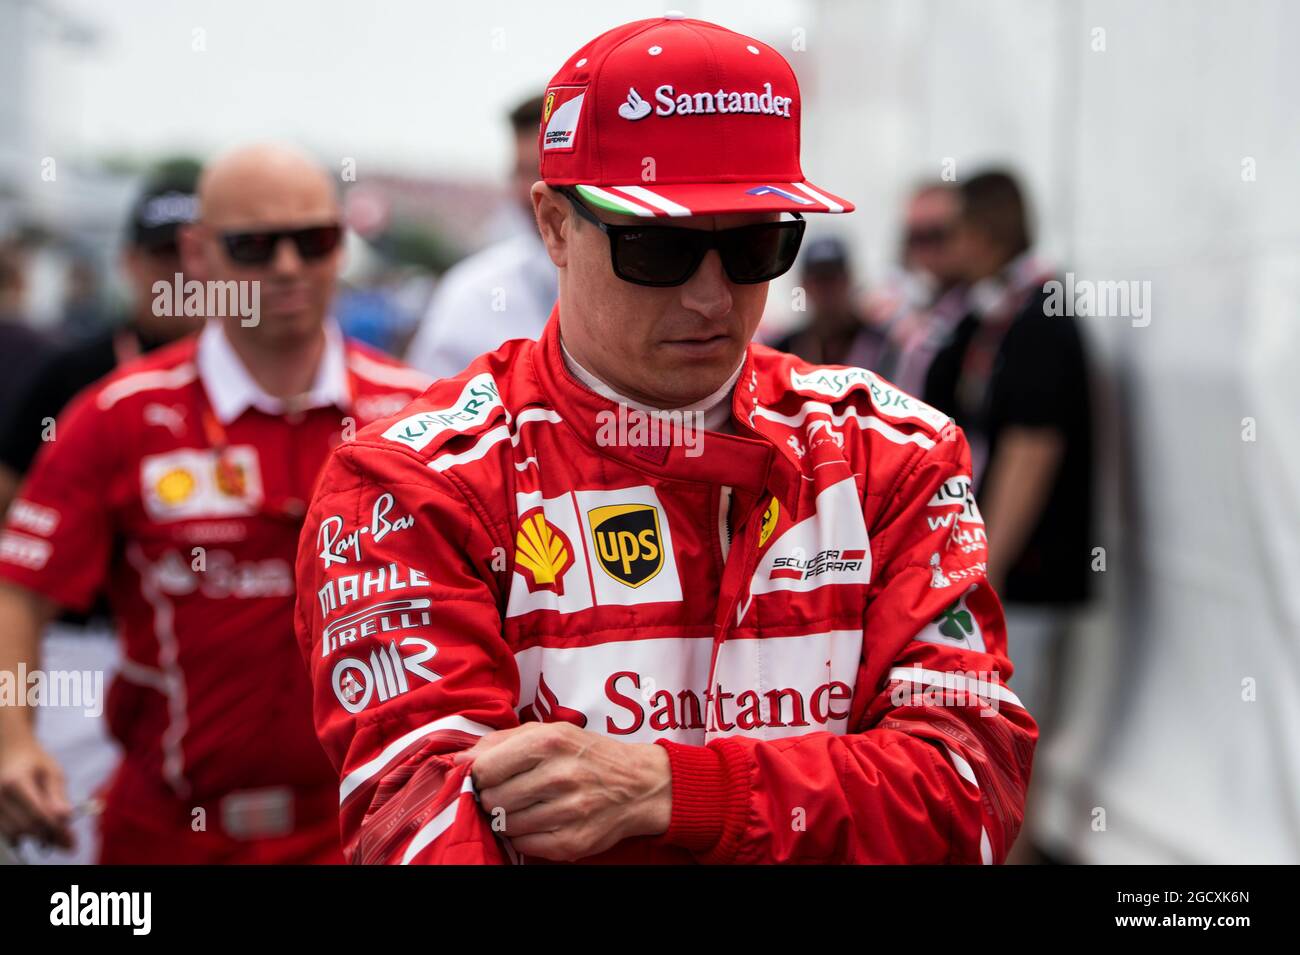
[
  {"xmin": 514, "ymin": 509, "xmax": 572, "ymax": 595},
  {"xmin": 155, "ymin": 468, "xmax": 197, "ymax": 505},
  {"xmin": 140, "ymin": 447, "xmax": 263, "ymax": 522}
]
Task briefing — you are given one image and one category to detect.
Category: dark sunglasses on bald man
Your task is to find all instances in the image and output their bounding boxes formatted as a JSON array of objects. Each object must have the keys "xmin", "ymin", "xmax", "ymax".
[
  {"xmin": 220, "ymin": 224, "xmax": 343, "ymax": 265},
  {"xmin": 561, "ymin": 188, "xmax": 804, "ymax": 288}
]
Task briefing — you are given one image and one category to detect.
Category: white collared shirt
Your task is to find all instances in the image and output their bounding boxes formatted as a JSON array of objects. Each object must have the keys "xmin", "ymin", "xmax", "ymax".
[
  {"xmin": 196, "ymin": 319, "xmax": 351, "ymax": 424},
  {"xmin": 404, "ymin": 232, "xmax": 558, "ymax": 380}
]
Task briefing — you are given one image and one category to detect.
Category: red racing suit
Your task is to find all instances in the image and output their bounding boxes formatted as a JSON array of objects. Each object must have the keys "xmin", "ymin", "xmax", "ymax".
[
  {"xmin": 295, "ymin": 309, "xmax": 1037, "ymax": 864},
  {"xmin": 0, "ymin": 325, "xmax": 430, "ymax": 863}
]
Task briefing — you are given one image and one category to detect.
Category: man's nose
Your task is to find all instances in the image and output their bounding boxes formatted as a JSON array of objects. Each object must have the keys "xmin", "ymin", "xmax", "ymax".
[
  {"xmin": 679, "ymin": 249, "xmax": 733, "ymax": 320},
  {"xmin": 269, "ymin": 235, "xmax": 304, "ymax": 274}
]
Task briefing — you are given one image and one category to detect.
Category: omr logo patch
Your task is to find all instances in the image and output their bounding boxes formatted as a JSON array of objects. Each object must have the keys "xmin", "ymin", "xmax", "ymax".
[{"xmin": 588, "ymin": 503, "xmax": 663, "ymax": 588}]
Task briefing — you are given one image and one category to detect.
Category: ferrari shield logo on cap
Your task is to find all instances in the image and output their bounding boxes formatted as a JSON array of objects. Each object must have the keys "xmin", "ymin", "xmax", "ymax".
[
  {"xmin": 542, "ymin": 86, "xmax": 586, "ymax": 152},
  {"xmin": 587, "ymin": 503, "xmax": 664, "ymax": 587}
]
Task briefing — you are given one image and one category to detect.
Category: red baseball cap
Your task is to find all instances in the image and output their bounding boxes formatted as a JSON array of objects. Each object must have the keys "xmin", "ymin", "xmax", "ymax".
[{"xmin": 539, "ymin": 14, "xmax": 854, "ymax": 218}]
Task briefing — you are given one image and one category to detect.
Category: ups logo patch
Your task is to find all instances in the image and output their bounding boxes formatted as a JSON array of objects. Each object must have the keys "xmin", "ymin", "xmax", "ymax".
[{"xmin": 587, "ymin": 503, "xmax": 663, "ymax": 588}]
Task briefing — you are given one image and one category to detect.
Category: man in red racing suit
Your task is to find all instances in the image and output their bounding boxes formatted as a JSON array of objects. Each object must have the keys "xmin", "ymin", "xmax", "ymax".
[
  {"xmin": 295, "ymin": 15, "xmax": 1036, "ymax": 865},
  {"xmin": 296, "ymin": 311, "xmax": 1036, "ymax": 864}
]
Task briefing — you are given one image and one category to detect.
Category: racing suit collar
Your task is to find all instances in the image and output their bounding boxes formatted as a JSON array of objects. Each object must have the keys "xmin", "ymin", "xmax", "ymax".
[
  {"xmin": 558, "ymin": 339, "xmax": 743, "ymax": 435},
  {"xmin": 534, "ymin": 303, "xmax": 788, "ymax": 499}
]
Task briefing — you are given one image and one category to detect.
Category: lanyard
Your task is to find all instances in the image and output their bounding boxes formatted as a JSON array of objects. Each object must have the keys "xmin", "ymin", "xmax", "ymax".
[{"xmin": 198, "ymin": 401, "xmax": 328, "ymax": 526}]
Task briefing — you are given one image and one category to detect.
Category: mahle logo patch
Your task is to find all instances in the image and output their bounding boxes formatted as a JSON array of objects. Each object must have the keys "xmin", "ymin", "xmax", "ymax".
[
  {"xmin": 514, "ymin": 509, "xmax": 573, "ymax": 595},
  {"xmin": 588, "ymin": 503, "xmax": 663, "ymax": 588}
]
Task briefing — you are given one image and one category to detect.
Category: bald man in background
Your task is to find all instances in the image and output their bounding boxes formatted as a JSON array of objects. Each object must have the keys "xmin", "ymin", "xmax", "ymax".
[{"xmin": 0, "ymin": 144, "xmax": 430, "ymax": 863}]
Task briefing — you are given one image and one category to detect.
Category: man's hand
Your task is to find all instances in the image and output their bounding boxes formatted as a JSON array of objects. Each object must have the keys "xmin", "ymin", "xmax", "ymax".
[
  {"xmin": 0, "ymin": 734, "xmax": 74, "ymax": 850},
  {"xmin": 453, "ymin": 722, "xmax": 671, "ymax": 861}
]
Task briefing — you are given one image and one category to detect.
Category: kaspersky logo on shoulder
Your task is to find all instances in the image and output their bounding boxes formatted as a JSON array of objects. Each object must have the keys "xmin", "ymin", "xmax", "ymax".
[{"xmin": 382, "ymin": 373, "xmax": 501, "ymax": 452}]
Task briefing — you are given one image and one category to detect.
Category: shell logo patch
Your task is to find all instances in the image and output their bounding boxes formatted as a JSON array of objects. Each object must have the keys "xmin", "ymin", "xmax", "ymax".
[
  {"xmin": 515, "ymin": 509, "xmax": 573, "ymax": 594},
  {"xmin": 140, "ymin": 446, "xmax": 263, "ymax": 521},
  {"xmin": 155, "ymin": 468, "xmax": 196, "ymax": 505}
]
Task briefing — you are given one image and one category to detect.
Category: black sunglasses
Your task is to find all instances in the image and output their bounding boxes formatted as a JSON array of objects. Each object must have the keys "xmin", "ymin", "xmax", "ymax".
[
  {"xmin": 562, "ymin": 188, "xmax": 805, "ymax": 287},
  {"xmin": 220, "ymin": 224, "xmax": 343, "ymax": 265},
  {"xmin": 905, "ymin": 225, "xmax": 953, "ymax": 248}
]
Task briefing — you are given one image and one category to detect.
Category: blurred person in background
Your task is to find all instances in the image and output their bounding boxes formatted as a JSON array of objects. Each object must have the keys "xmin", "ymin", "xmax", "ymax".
[
  {"xmin": 0, "ymin": 244, "xmax": 56, "ymax": 457},
  {"xmin": 0, "ymin": 167, "xmax": 201, "ymax": 864},
  {"xmin": 772, "ymin": 235, "xmax": 893, "ymax": 370},
  {"xmin": 923, "ymin": 170, "xmax": 1093, "ymax": 862},
  {"xmin": 875, "ymin": 182, "xmax": 968, "ymax": 397},
  {"xmin": 405, "ymin": 93, "xmax": 558, "ymax": 379},
  {"xmin": 0, "ymin": 167, "xmax": 204, "ymax": 514},
  {"xmin": 0, "ymin": 143, "xmax": 429, "ymax": 863},
  {"xmin": 58, "ymin": 259, "xmax": 106, "ymax": 341}
]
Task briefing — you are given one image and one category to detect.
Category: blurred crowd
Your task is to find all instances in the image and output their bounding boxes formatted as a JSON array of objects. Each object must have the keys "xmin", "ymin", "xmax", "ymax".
[{"xmin": 0, "ymin": 91, "xmax": 1091, "ymax": 865}]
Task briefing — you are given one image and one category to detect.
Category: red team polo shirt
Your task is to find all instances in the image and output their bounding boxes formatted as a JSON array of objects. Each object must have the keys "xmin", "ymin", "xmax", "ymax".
[{"xmin": 0, "ymin": 321, "xmax": 428, "ymax": 850}]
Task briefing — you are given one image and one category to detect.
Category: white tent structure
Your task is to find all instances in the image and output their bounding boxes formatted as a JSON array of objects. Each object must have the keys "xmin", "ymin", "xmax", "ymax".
[{"xmin": 803, "ymin": 0, "xmax": 1300, "ymax": 863}]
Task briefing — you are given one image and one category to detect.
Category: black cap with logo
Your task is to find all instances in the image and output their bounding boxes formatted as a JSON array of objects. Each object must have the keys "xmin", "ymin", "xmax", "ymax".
[{"xmin": 128, "ymin": 162, "xmax": 201, "ymax": 252}]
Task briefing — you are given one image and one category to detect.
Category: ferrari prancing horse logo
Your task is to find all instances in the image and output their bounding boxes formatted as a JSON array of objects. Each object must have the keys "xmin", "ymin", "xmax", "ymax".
[{"xmin": 587, "ymin": 503, "xmax": 664, "ymax": 588}]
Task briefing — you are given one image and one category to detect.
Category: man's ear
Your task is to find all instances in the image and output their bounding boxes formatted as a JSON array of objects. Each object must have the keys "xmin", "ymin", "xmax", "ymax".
[{"xmin": 532, "ymin": 182, "xmax": 569, "ymax": 269}]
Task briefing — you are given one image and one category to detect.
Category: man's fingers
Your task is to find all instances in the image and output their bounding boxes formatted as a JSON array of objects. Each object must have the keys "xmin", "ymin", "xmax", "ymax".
[
  {"xmin": 33, "ymin": 763, "xmax": 73, "ymax": 820},
  {"xmin": 44, "ymin": 819, "xmax": 75, "ymax": 850},
  {"xmin": 0, "ymin": 800, "xmax": 30, "ymax": 842},
  {"xmin": 450, "ymin": 726, "xmax": 519, "ymax": 766},
  {"xmin": 0, "ymin": 779, "xmax": 45, "ymax": 837},
  {"xmin": 497, "ymin": 795, "xmax": 585, "ymax": 838},
  {"xmin": 479, "ymin": 758, "xmax": 572, "ymax": 817},
  {"xmin": 509, "ymin": 827, "xmax": 598, "ymax": 863},
  {"xmin": 466, "ymin": 726, "xmax": 554, "ymax": 790},
  {"xmin": 509, "ymin": 830, "xmax": 570, "ymax": 861}
]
